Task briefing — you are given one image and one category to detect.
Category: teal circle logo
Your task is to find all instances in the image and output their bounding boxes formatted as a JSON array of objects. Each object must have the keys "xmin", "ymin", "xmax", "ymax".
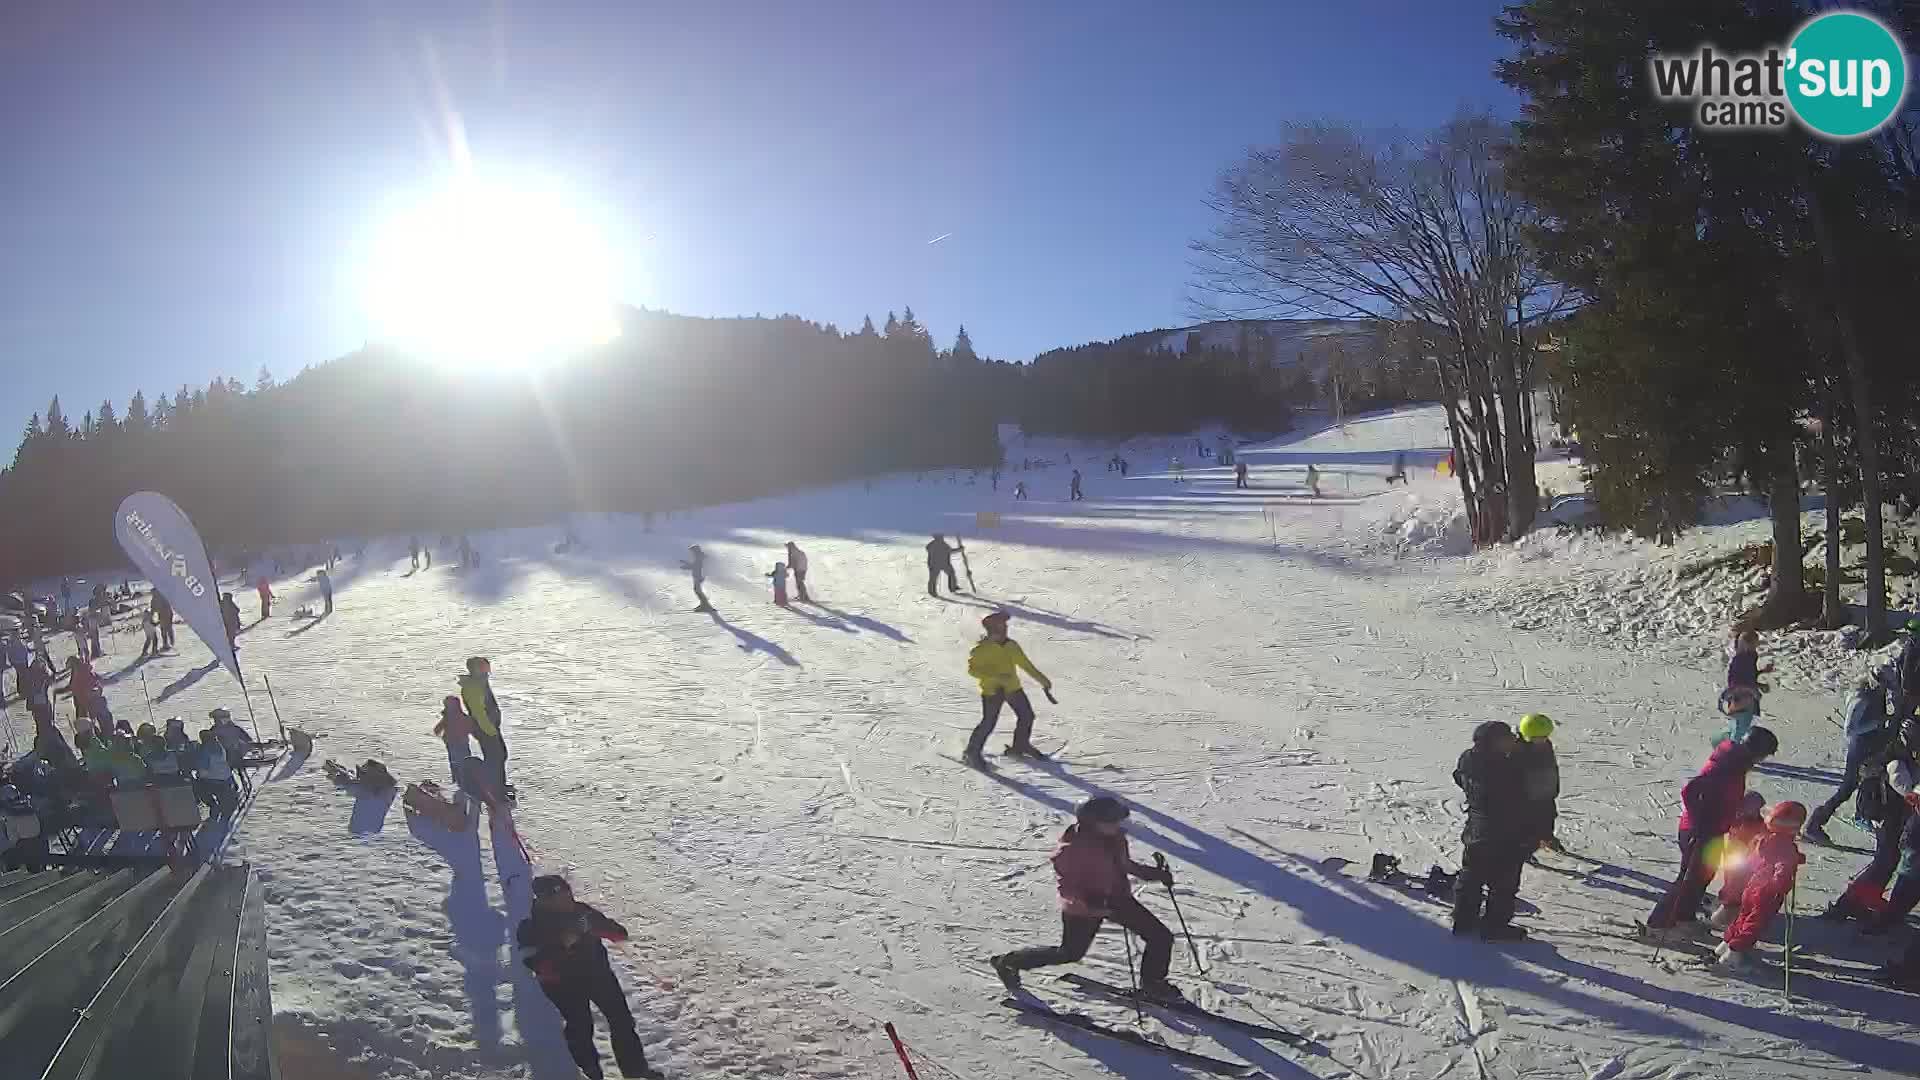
[{"xmin": 1786, "ymin": 12, "xmax": 1907, "ymax": 138}]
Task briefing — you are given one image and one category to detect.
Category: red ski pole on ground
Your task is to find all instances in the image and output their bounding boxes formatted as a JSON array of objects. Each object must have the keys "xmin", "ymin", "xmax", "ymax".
[{"xmin": 883, "ymin": 1022, "xmax": 921, "ymax": 1080}]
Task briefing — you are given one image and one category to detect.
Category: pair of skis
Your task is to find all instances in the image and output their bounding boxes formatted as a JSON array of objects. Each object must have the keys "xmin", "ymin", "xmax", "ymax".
[{"xmin": 1002, "ymin": 972, "xmax": 1310, "ymax": 1076}]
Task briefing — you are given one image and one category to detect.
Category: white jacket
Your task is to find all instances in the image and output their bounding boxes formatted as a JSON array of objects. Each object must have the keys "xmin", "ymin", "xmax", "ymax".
[{"xmin": 1889, "ymin": 758, "xmax": 1917, "ymax": 799}]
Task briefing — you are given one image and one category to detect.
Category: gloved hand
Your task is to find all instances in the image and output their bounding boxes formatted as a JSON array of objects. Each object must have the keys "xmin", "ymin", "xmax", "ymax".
[{"xmin": 1905, "ymin": 790, "xmax": 1920, "ymax": 812}]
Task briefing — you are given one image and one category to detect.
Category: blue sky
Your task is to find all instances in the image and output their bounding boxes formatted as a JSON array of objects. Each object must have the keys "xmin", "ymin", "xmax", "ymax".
[{"xmin": 0, "ymin": 1, "xmax": 1515, "ymax": 442}]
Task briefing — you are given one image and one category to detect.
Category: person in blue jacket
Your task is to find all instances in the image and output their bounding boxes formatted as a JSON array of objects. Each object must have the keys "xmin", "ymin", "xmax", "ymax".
[{"xmin": 1804, "ymin": 668, "xmax": 1892, "ymax": 844}]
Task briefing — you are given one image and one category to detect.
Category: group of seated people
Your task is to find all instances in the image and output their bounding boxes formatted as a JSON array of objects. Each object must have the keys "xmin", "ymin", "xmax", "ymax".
[{"xmin": 9, "ymin": 706, "xmax": 257, "ymax": 837}]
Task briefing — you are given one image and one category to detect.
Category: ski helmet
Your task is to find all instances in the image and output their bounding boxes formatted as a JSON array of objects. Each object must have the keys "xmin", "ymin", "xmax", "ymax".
[
  {"xmin": 1517, "ymin": 713, "xmax": 1554, "ymax": 741},
  {"xmin": 1739, "ymin": 790, "xmax": 1766, "ymax": 818},
  {"xmin": 531, "ymin": 874, "xmax": 571, "ymax": 899},
  {"xmin": 981, "ymin": 610, "xmax": 1011, "ymax": 630},
  {"xmin": 1744, "ymin": 726, "xmax": 1779, "ymax": 759},
  {"xmin": 1075, "ymin": 796, "xmax": 1130, "ymax": 824},
  {"xmin": 1765, "ymin": 800, "xmax": 1807, "ymax": 832},
  {"xmin": 1471, "ymin": 720, "xmax": 1515, "ymax": 746}
]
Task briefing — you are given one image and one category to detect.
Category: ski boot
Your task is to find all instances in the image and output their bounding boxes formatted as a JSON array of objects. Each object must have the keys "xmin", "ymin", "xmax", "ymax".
[
  {"xmin": 961, "ymin": 749, "xmax": 990, "ymax": 770},
  {"xmin": 1479, "ymin": 923, "xmax": 1528, "ymax": 943},
  {"xmin": 989, "ymin": 954, "xmax": 1021, "ymax": 990},
  {"xmin": 1708, "ymin": 902, "xmax": 1738, "ymax": 929},
  {"xmin": 1801, "ymin": 825, "xmax": 1833, "ymax": 846},
  {"xmin": 1367, "ymin": 853, "xmax": 1401, "ymax": 883},
  {"xmin": 1713, "ymin": 941, "xmax": 1749, "ymax": 970},
  {"xmin": 1136, "ymin": 979, "xmax": 1187, "ymax": 1004},
  {"xmin": 1005, "ymin": 743, "xmax": 1051, "ymax": 760}
]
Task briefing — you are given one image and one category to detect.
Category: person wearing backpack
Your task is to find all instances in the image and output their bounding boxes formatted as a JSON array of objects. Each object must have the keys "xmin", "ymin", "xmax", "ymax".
[
  {"xmin": 1821, "ymin": 712, "xmax": 1920, "ymax": 923},
  {"xmin": 1803, "ymin": 668, "xmax": 1893, "ymax": 844}
]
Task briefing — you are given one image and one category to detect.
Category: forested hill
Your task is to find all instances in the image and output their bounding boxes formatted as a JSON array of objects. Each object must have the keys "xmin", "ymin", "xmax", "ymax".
[{"xmin": 0, "ymin": 307, "xmax": 1002, "ymax": 581}]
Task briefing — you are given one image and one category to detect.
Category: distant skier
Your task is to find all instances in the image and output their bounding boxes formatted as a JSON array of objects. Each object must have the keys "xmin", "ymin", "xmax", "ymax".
[
  {"xmin": 460, "ymin": 656, "xmax": 510, "ymax": 793},
  {"xmin": 1305, "ymin": 463, "xmax": 1321, "ymax": 497},
  {"xmin": 1387, "ymin": 452, "xmax": 1408, "ymax": 485},
  {"xmin": 1645, "ymin": 726, "xmax": 1777, "ymax": 938},
  {"xmin": 1893, "ymin": 618, "xmax": 1920, "ymax": 722},
  {"xmin": 1726, "ymin": 630, "xmax": 1772, "ymax": 700},
  {"xmin": 1012, "ymin": 481, "xmax": 1029, "ymax": 501},
  {"xmin": 138, "ymin": 606, "xmax": 158, "ymax": 657},
  {"xmin": 1823, "ymin": 711, "xmax": 1920, "ymax": 927},
  {"xmin": 926, "ymin": 535, "xmax": 962, "ymax": 597},
  {"xmin": 964, "ymin": 611, "xmax": 1052, "ymax": 765},
  {"xmin": 152, "ymin": 591, "xmax": 175, "ymax": 650},
  {"xmin": 1170, "ymin": 456, "xmax": 1184, "ymax": 483},
  {"xmin": 768, "ymin": 562, "xmax": 790, "ymax": 607},
  {"xmin": 409, "ymin": 537, "xmax": 421, "ymax": 571},
  {"xmin": 990, "ymin": 796, "xmax": 1182, "ymax": 1000},
  {"xmin": 433, "ymin": 695, "xmax": 475, "ymax": 785},
  {"xmin": 1516, "ymin": 713, "xmax": 1562, "ymax": 854},
  {"xmin": 681, "ymin": 545, "xmax": 714, "ymax": 613},
  {"xmin": 991, "ymin": 466, "xmax": 1001, "ymax": 491},
  {"xmin": 1069, "ymin": 470, "xmax": 1083, "ymax": 501},
  {"xmin": 1451, "ymin": 720, "xmax": 1536, "ymax": 941},
  {"xmin": 220, "ymin": 593, "xmax": 242, "ymax": 652},
  {"xmin": 785, "ymin": 541, "xmax": 810, "ymax": 602},
  {"xmin": 517, "ymin": 875, "xmax": 663, "ymax": 1080},
  {"xmin": 317, "ymin": 569, "xmax": 334, "ymax": 616},
  {"xmin": 1234, "ymin": 462, "xmax": 1249, "ymax": 489},
  {"xmin": 255, "ymin": 576, "xmax": 274, "ymax": 619},
  {"xmin": 82, "ymin": 605, "xmax": 103, "ymax": 659},
  {"xmin": 1118, "ymin": 458, "xmax": 1128, "ymax": 477}
]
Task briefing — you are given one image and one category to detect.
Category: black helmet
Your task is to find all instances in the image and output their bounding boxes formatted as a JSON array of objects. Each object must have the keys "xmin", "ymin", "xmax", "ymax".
[
  {"xmin": 1075, "ymin": 796, "xmax": 1130, "ymax": 824},
  {"xmin": 1745, "ymin": 726, "xmax": 1779, "ymax": 759},
  {"xmin": 1471, "ymin": 720, "xmax": 1515, "ymax": 746},
  {"xmin": 531, "ymin": 874, "xmax": 571, "ymax": 899}
]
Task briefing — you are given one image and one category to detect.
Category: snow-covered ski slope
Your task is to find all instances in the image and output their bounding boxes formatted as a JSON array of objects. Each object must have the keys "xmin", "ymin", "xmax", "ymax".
[{"xmin": 48, "ymin": 404, "xmax": 1916, "ymax": 1079}]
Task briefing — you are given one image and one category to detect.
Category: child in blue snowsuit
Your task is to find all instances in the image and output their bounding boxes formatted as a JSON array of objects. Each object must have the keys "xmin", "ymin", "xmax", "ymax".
[{"xmin": 768, "ymin": 562, "xmax": 790, "ymax": 607}]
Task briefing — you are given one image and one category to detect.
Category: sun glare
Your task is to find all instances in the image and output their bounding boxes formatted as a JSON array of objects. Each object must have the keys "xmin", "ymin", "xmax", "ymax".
[{"xmin": 363, "ymin": 180, "xmax": 621, "ymax": 369}]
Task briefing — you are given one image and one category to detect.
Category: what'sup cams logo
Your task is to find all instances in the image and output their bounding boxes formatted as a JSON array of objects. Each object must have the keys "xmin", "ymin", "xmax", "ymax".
[{"xmin": 1651, "ymin": 11, "xmax": 1908, "ymax": 138}]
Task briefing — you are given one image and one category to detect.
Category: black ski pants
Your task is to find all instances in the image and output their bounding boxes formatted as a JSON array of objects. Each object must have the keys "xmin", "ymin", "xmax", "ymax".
[
  {"xmin": 1806, "ymin": 737, "xmax": 1871, "ymax": 833},
  {"xmin": 968, "ymin": 690, "xmax": 1035, "ymax": 755},
  {"xmin": 792, "ymin": 568, "xmax": 809, "ymax": 602},
  {"xmin": 1002, "ymin": 895, "xmax": 1173, "ymax": 985},
  {"xmin": 1647, "ymin": 827, "xmax": 1720, "ymax": 929},
  {"xmin": 160, "ymin": 619, "xmax": 175, "ymax": 648},
  {"xmin": 928, "ymin": 564, "xmax": 958, "ymax": 596},
  {"xmin": 478, "ymin": 730, "xmax": 509, "ymax": 789},
  {"xmin": 1453, "ymin": 840, "xmax": 1527, "ymax": 931},
  {"xmin": 541, "ymin": 965, "xmax": 650, "ymax": 1080}
]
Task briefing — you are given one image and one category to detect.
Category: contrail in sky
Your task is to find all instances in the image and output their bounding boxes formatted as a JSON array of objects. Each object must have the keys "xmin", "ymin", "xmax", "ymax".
[{"xmin": 927, "ymin": 232, "xmax": 952, "ymax": 245}]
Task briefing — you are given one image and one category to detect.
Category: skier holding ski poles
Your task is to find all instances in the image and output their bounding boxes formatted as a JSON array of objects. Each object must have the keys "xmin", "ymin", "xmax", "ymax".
[
  {"xmin": 926, "ymin": 535, "xmax": 962, "ymax": 597},
  {"xmin": 963, "ymin": 610, "xmax": 1051, "ymax": 766},
  {"xmin": 991, "ymin": 796, "xmax": 1185, "ymax": 1001}
]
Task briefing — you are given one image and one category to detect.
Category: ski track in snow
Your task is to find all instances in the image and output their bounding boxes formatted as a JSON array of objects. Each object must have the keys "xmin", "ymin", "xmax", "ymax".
[{"xmin": 24, "ymin": 406, "xmax": 1916, "ymax": 1078}]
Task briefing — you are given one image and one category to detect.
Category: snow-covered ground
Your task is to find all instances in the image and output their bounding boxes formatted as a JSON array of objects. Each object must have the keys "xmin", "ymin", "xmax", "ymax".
[{"xmin": 16, "ymin": 405, "xmax": 1916, "ymax": 1080}]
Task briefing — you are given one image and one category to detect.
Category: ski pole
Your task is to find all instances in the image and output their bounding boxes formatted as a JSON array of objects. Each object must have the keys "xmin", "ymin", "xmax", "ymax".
[
  {"xmin": 1122, "ymin": 922, "xmax": 1144, "ymax": 1022},
  {"xmin": 1155, "ymin": 853, "xmax": 1206, "ymax": 974},
  {"xmin": 1784, "ymin": 879, "xmax": 1795, "ymax": 1004},
  {"xmin": 882, "ymin": 1023, "xmax": 922, "ymax": 1080},
  {"xmin": 263, "ymin": 673, "xmax": 287, "ymax": 742},
  {"xmin": 139, "ymin": 669, "xmax": 156, "ymax": 728}
]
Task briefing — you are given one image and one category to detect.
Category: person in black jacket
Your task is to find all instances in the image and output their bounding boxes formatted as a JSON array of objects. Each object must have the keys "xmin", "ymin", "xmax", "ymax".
[
  {"xmin": 1452, "ymin": 720, "xmax": 1536, "ymax": 941},
  {"xmin": 517, "ymin": 875, "xmax": 661, "ymax": 1080},
  {"xmin": 926, "ymin": 535, "xmax": 961, "ymax": 597}
]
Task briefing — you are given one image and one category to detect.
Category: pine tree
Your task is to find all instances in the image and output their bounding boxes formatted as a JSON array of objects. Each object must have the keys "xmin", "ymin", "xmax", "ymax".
[
  {"xmin": 44, "ymin": 396, "xmax": 69, "ymax": 440},
  {"xmin": 127, "ymin": 390, "xmax": 150, "ymax": 430},
  {"xmin": 81, "ymin": 410, "xmax": 94, "ymax": 438},
  {"xmin": 857, "ymin": 315, "xmax": 878, "ymax": 338},
  {"xmin": 176, "ymin": 384, "xmax": 195, "ymax": 418},
  {"xmin": 951, "ymin": 326, "xmax": 979, "ymax": 365},
  {"xmin": 153, "ymin": 393, "xmax": 172, "ymax": 427},
  {"xmin": 15, "ymin": 412, "xmax": 41, "ymax": 464},
  {"xmin": 97, "ymin": 399, "xmax": 117, "ymax": 429},
  {"xmin": 882, "ymin": 312, "xmax": 900, "ymax": 338}
]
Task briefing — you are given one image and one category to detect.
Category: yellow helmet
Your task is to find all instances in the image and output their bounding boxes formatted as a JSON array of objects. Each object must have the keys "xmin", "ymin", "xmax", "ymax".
[{"xmin": 1518, "ymin": 713, "xmax": 1554, "ymax": 741}]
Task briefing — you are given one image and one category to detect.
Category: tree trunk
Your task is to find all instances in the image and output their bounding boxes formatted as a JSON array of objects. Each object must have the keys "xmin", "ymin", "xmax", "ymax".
[
  {"xmin": 1804, "ymin": 176, "xmax": 1888, "ymax": 641},
  {"xmin": 1749, "ymin": 467, "xmax": 1808, "ymax": 630},
  {"xmin": 1819, "ymin": 390, "xmax": 1844, "ymax": 629}
]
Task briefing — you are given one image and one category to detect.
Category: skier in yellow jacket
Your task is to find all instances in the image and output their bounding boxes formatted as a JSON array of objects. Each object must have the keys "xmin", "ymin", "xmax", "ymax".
[{"xmin": 964, "ymin": 611, "xmax": 1053, "ymax": 767}]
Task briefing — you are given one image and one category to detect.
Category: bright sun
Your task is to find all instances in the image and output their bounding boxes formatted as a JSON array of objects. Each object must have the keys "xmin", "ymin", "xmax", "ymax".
[{"xmin": 363, "ymin": 180, "xmax": 621, "ymax": 369}]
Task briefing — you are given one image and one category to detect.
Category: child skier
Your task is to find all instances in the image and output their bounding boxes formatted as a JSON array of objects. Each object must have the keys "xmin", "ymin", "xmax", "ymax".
[
  {"xmin": 1235, "ymin": 462, "xmax": 1249, "ymax": 489},
  {"xmin": 1716, "ymin": 684, "xmax": 1762, "ymax": 746},
  {"xmin": 255, "ymin": 575, "xmax": 274, "ymax": 618},
  {"xmin": 1708, "ymin": 791, "xmax": 1769, "ymax": 927},
  {"xmin": 1516, "ymin": 713, "xmax": 1562, "ymax": 854},
  {"xmin": 1646, "ymin": 726, "xmax": 1777, "ymax": 937},
  {"xmin": 1714, "ymin": 801, "xmax": 1807, "ymax": 969},
  {"xmin": 220, "ymin": 593, "xmax": 242, "ymax": 651},
  {"xmin": 317, "ymin": 569, "xmax": 334, "ymax": 615},
  {"xmin": 1069, "ymin": 470, "xmax": 1083, "ymax": 501},
  {"xmin": 1305, "ymin": 463, "xmax": 1322, "ymax": 497},
  {"xmin": 1805, "ymin": 669, "xmax": 1893, "ymax": 844},
  {"xmin": 433, "ymin": 695, "xmax": 475, "ymax": 785},
  {"xmin": 768, "ymin": 562, "xmax": 790, "ymax": 607},
  {"xmin": 139, "ymin": 606, "xmax": 158, "ymax": 657},
  {"xmin": 963, "ymin": 611, "xmax": 1053, "ymax": 767},
  {"xmin": 1726, "ymin": 630, "xmax": 1772, "ymax": 700},
  {"xmin": 990, "ymin": 796, "xmax": 1182, "ymax": 1000},
  {"xmin": 925, "ymin": 535, "xmax": 960, "ymax": 597},
  {"xmin": 516, "ymin": 875, "xmax": 662, "ymax": 1080}
]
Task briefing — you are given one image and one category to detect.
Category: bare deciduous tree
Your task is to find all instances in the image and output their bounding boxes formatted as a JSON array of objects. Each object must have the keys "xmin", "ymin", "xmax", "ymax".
[{"xmin": 1190, "ymin": 114, "xmax": 1573, "ymax": 541}]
